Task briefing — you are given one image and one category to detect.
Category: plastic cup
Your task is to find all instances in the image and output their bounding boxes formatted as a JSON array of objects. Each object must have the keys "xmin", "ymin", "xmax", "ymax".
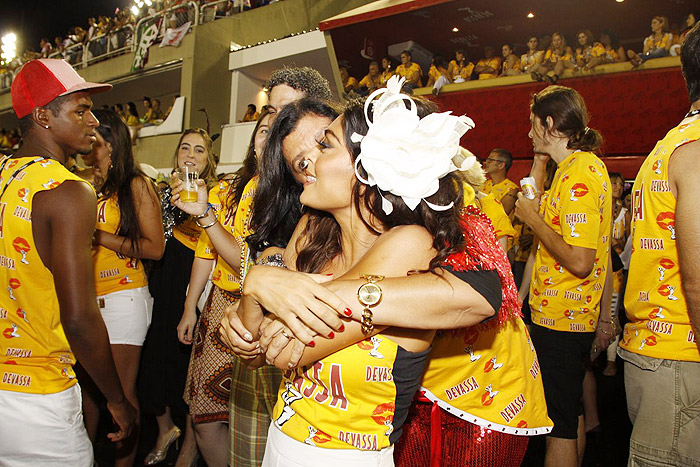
[{"xmin": 176, "ymin": 166, "xmax": 199, "ymax": 203}]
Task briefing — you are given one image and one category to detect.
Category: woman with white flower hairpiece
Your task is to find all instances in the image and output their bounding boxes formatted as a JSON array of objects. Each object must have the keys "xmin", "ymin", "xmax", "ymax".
[{"xmin": 221, "ymin": 76, "xmax": 550, "ymax": 466}]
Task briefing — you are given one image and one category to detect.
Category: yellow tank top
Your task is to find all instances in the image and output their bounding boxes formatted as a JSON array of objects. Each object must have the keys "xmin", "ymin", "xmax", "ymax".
[
  {"xmin": 529, "ymin": 151, "xmax": 612, "ymax": 332},
  {"xmin": 421, "ymin": 318, "xmax": 552, "ymax": 435},
  {"xmin": 272, "ymin": 335, "xmax": 429, "ymax": 450},
  {"xmin": 0, "ymin": 156, "xmax": 91, "ymax": 394},
  {"xmin": 621, "ymin": 117, "xmax": 700, "ymax": 362},
  {"xmin": 195, "ymin": 180, "xmax": 242, "ymax": 292},
  {"xmin": 93, "ymin": 194, "xmax": 147, "ymax": 296},
  {"xmin": 482, "ymin": 178, "xmax": 518, "ymax": 204}
]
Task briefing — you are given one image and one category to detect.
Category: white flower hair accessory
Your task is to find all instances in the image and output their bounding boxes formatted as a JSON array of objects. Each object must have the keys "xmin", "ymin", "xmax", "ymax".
[{"xmin": 350, "ymin": 75, "xmax": 476, "ymax": 215}]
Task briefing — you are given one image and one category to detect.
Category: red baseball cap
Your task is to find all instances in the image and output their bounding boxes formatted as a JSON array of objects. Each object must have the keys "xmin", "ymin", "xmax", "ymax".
[{"xmin": 11, "ymin": 59, "xmax": 112, "ymax": 119}]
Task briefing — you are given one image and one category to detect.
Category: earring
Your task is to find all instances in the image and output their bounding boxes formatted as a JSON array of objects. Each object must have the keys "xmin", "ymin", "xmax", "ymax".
[
  {"xmin": 108, "ymin": 155, "xmax": 113, "ymax": 170},
  {"xmin": 44, "ymin": 125, "xmax": 50, "ymax": 129}
]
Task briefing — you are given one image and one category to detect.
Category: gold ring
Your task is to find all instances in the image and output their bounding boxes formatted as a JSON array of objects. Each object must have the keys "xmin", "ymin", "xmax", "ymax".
[{"xmin": 281, "ymin": 330, "xmax": 292, "ymax": 339}]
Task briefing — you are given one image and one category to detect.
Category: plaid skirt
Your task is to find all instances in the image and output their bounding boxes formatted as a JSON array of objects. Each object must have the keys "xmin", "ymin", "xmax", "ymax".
[{"xmin": 184, "ymin": 284, "xmax": 240, "ymax": 424}]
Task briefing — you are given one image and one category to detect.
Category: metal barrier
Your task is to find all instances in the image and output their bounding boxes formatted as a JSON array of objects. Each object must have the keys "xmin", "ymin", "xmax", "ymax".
[
  {"xmin": 0, "ymin": 70, "xmax": 13, "ymax": 91},
  {"xmin": 85, "ymin": 25, "xmax": 134, "ymax": 65}
]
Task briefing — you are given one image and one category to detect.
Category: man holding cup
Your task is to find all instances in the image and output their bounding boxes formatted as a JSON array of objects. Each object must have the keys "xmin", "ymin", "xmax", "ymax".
[{"xmin": 515, "ymin": 85, "xmax": 613, "ymax": 467}]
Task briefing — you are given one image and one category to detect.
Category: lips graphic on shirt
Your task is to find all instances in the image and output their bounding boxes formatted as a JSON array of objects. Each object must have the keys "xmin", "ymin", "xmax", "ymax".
[
  {"xmin": 8, "ymin": 278, "xmax": 20, "ymax": 290},
  {"xmin": 357, "ymin": 339, "xmax": 374, "ymax": 351},
  {"xmin": 655, "ymin": 212, "xmax": 675, "ymax": 231},
  {"xmin": 212, "ymin": 269, "xmax": 222, "ymax": 282},
  {"xmin": 659, "ymin": 258, "xmax": 675, "ymax": 270},
  {"xmin": 371, "ymin": 402, "xmax": 395, "ymax": 425},
  {"xmin": 657, "ymin": 284, "xmax": 674, "ymax": 297},
  {"xmin": 481, "ymin": 391, "xmax": 495, "ymax": 406},
  {"xmin": 585, "ymin": 295, "xmax": 592, "ymax": 304},
  {"xmin": 649, "ymin": 307, "xmax": 664, "ymax": 320},
  {"xmin": 589, "ymin": 319, "xmax": 595, "ymax": 326},
  {"xmin": 652, "ymin": 160, "xmax": 662, "ymax": 172},
  {"xmin": 12, "ymin": 237, "xmax": 30, "ymax": 256},
  {"xmin": 551, "ymin": 216, "xmax": 561, "ymax": 226},
  {"xmin": 540, "ymin": 299, "xmax": 549, "ymax": 308},
  {"xmin": 517, "ymin": 420, "xmax": 528, "ymax": 428},
  {"xmin": 570, "ymin": 183, "xmax": 589, "ymax": 198},
  {"xmin": 312, "ymin": 429, "xmax": 331, "ymax": 444},
  {"xmin": 17, "ymin": 188, "xmax": 29, "ymax": 200},
  {"xmin": 645, "ymin": 336, "xmax": 657, "ymax": 346}
]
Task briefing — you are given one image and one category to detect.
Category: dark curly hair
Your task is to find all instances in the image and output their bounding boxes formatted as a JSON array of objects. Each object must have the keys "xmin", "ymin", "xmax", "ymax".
[
  {"xmin": 268, "ymin": 67, "xmax": 333, "ymax": 102},
  {"xmin": 296, "ymin": 97, "xmax": 465, "ymax": 274}
]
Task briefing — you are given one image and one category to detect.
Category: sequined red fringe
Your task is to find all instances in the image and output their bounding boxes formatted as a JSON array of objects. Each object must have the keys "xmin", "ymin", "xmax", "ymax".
[
  {"xmin": 442, "ymin": 205, "xmax": 522, "ymax": 331},
  {"xmin": 395, "ymin": 400, "xmax": 529, "ymax": 467}
]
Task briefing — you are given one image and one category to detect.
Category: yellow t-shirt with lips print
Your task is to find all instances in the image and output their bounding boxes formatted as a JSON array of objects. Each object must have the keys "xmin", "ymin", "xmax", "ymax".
[
  {"xmin": 92, "ymin": 194, "xmax": 148, "ymax": 296},
  {"xmin": 272, "ymin": 334, "xmax": 429, "ymax": 450},
  {"xmin": 0, "ymin": 157, "xmax": 91, "ymax": 394},
  {"xmin": 621, "ymin": 118, "xmax": 700, "ymax": 362},
  {"xmin": 529, "ymin": 151, "xmax": 612, "ymax": 333}
]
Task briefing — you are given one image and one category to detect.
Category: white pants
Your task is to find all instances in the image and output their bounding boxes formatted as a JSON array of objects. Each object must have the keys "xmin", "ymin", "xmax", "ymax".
[
  {"xmin": 0, "ymin": 384, "xmax": 93, "ymax": 466},
  {"xmin": 262, "ymin": 424, "xmax": 394, "ymax": 467},
  {"xmin": 98, "ymin": 286, "xmax": 153, "ymax": 345}
]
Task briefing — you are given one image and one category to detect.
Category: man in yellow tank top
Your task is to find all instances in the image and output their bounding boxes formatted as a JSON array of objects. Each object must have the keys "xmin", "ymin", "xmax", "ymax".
[
  {"xmin": 619, "ymin": 26, "xmax": 700, "ymax": 466},
  {"xmin": 0, "ymin": 59, "xmax": 135, "ymax": 464},
  {"xmin": 515, "ymin": 86, "xmax": 613, "ymax": 467},
  {"xmin": 482, "ymin": 148, "xmax": 519, "ymax": 215}
]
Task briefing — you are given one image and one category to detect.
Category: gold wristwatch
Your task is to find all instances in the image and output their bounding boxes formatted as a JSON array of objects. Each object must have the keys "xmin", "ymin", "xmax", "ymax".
[{"xmin": 357, "ymin": 274, "xmax": 384, "ymax": 334}]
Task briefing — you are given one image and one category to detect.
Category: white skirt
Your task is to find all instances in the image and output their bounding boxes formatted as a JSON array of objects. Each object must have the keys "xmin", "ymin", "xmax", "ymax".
[
  {"xmin": 98, "ymin": 286, "xmax": 153, "ymax": 345},
  {"xmin": 262, "ymin": 424, "xmax": 394, "ymax": 467}
]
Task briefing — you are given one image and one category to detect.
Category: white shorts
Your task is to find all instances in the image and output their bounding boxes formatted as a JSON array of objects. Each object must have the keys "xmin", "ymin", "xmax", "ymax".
[
  {"xmin": 0, "ymin": 384, "xmax": 93, "ymax": 466},
  {"xmin": 262, "ymin": 425, "xmax": 394, "ymax": 467},
  {"xmin": 98, "ymin": 286, "xmax": 153, "ymax": 345}
]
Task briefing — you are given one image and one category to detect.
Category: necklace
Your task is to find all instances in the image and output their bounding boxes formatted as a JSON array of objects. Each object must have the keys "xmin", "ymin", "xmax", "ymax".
[{"xmin": 685, "ymin": 108, "xmax": 700, "ymax": 119}]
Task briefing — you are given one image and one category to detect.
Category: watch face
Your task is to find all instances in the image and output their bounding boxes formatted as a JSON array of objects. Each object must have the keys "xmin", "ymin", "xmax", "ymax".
[{"xmin": 358, "ymin": 283, "xmax": 382, "ymax": 306}]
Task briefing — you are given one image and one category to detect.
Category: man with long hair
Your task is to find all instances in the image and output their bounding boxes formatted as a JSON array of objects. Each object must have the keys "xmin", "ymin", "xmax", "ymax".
[{"xmin": 515, "ymin": 85, "xmax": 613, "ymax": 467}]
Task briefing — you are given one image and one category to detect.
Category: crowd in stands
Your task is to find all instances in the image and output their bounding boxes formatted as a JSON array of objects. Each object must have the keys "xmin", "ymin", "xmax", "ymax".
[
  {"xmin": 0, "ymin": 0, "xmax": 283, "ymax": 89},
  {"xmin": 338, "ymin": 12, "xmax": 698, "ymax": 96}
]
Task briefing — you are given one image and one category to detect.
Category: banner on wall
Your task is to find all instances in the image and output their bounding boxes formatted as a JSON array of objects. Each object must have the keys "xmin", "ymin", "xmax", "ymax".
[
  {"xmin": 160, "ymin": 21, "xmax": 190, "ymax": 48},
  {"xmin": 131, "ymin": 17, "xmax": 162, "ymax": 71}
]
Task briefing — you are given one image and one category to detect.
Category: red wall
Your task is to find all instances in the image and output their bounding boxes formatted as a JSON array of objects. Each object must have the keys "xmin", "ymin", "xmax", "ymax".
[{"xmin": 432, "ymin": 67, "xmax": 690, "ymax": 181}]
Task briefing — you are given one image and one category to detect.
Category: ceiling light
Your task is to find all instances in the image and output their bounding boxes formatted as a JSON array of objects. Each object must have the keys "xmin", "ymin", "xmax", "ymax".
[
  {"xmin": 616, "ymin": 0, "xmax": 624, "ymax": 2},
  {"xmin": 527, "ymin": 12, "xmax": 535, "ymax": 18},
  {"xmin": 452, "ymin": 27, "xmax": 459, "ymax": 32}
]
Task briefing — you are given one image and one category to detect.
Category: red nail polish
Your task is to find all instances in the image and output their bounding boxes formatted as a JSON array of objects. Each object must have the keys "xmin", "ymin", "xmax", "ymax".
[
  {"xmin": 338, "ymin": 324, "xmax": 345, "ymax": 332},
  {"xmin": 328, "ymin": 331, "xmax": 335, "ymax": 339},
  {"xmin": 308, "ymin": 341, "xmax": 316, "ymax": 347},
  {"xmin": 343, "ymin": 308, "xmax": 353, "ymax": 317},
  {"xmin": 325, "ymin": 273, "xmax": 333, "ymax": 276}
]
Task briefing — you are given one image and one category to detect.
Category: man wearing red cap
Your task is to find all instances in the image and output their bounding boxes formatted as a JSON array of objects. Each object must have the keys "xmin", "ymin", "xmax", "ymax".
[{"xmin": 0, "ymin": 59, "xmax": 135, "ymax": 465}]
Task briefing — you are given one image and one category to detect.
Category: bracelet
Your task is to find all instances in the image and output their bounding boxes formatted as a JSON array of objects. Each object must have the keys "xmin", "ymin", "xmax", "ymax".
[
  {"xmin": 195, "ymin": 203, "xmax": 215, "ymax": 219},
  {"xmin": 357, "ymin": 274, "xmax": 384, "ymax": 335},
  {"xmin": 599, "ymin": 319, "xmax": 612, "ymax": 324},
  {"xmin": 196, "ymin": 217, "xmax": 218, "ymax": 229}
]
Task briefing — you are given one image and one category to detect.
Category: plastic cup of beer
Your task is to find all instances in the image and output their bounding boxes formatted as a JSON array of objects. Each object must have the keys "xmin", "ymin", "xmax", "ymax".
[
  {"xmin": 520, "ymin": 177, "xmax": 536, "ymax": 199},
  {"xmin": 177, "ymin": 166, "xmax": 199, "ymax": 203}
]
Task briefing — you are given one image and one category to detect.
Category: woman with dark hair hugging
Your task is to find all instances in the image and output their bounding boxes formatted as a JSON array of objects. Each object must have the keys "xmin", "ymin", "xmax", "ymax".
[
  {"xmin": 221, "ymin": 77, "xmax": 552, "ymax": 466},
  {"xmin": 80, "ymin": 109, "xmax": 165, "ymax": 467}
]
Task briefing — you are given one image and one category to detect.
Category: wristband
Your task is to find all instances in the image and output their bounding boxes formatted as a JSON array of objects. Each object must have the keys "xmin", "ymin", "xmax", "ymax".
[
  {"xmin": 196, "ymin": 217, "xmax": 218, "ymax": 229},
  {"xmin": 195, "ymin": 203, "xmax": 216, "ymax": 219}
]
